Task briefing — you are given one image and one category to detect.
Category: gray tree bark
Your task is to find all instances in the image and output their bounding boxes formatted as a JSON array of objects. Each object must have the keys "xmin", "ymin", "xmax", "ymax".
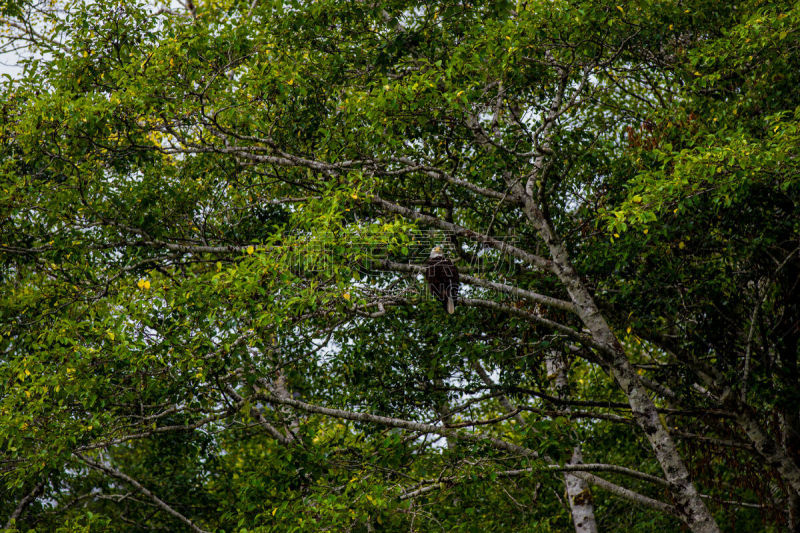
[
  {"xmin": 518, "ymin": 190, "xmax": 720, "ymax": 533},
  {"xmin": 546, "ymin": 353, "xmax": 599, "ymax": 533}
]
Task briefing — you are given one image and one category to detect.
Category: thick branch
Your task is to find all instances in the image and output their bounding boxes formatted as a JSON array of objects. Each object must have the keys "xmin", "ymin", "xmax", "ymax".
[
  {"xmin": 512, "ymin": 182, "xmax": 720, "ymax": 532},
  {"xmin": 379, "ymin": 258, "xmax": 575, "ymax": 312},
  {"xmin": 256, "ymin": 391, "xmax": 539, "ymax": 458},
  {"xmin": 259, "ymin": 391, "xmax": 681, "ymax": 515},
  {"xmin": 387, "ymin": 157, "xmax": 513, "ymax": 202},
  {"xmin": 370, "ymin": 195, "xmax": 553, "ymax": 272},
  {"xmin": 462, "ymin": 297, "xmax": 603, "ymax": 352},
  {"xmin": 224, "ymin": 384, "xmax": 294, "ymax": 445}
]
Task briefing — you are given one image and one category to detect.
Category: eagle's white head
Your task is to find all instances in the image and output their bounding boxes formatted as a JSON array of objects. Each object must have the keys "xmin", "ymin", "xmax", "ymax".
[{"xmin": 429, "ymin": 245, "xmax": 444, "ymax": 258}]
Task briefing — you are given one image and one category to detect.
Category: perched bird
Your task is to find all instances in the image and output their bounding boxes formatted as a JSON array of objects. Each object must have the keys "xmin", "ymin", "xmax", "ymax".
[{"xmin": 425, "ymin": 245, "xmax": 459, "ymax": 314}]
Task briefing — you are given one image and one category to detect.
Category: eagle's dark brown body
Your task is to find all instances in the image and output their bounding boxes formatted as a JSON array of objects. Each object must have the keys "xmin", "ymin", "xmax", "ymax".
[{"xmin": 425, "ymin": 254, "xmax": 459, "ymax": 314}]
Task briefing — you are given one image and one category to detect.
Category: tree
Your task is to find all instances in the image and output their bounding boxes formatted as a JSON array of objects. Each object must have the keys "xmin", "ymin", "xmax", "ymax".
[{"xmin": 1, "ymin": 0, "xmax": 798, "ymax": 531}]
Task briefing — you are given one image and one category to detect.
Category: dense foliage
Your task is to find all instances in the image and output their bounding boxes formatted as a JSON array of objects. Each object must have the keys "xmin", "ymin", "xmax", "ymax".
[{"xmin": 2, "ymin": 1, "xmax": 799, "ymax": 531}]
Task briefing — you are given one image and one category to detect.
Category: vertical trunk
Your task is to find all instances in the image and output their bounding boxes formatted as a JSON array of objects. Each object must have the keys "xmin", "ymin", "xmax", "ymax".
[
  {"xmin": 546, "ymin": 353, "xmax": 599, "ymax": 533},
  {"xmin": 473, "ymin": 361, "xmax": 675, "ymax": 515},
  {"xmin": 565, "ymin": 447, "xmax": 600, "ymax": 533},
  {"xmin": 520, "ymin": 193, "xmax": 720, "ymax": 533},
  {"xmin": 735, "ymin": 407, "xmax": 800, "ymax": 495}
]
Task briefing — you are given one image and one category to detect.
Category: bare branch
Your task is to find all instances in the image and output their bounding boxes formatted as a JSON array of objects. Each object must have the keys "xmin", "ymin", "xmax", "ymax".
[
  {"xmin": 379, "ymin": 258, "xmax": 575, "ymax": 312},
  {"xmin": 370, "ymin": 195, "xmax": 553, "ymax": 272},
  {"xmin": 74, "ymin": 453, "xmax": 211, "ymax": 533}
]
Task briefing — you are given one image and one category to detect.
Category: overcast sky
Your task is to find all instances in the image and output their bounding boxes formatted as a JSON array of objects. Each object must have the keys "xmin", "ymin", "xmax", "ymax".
[{"xmin": 1, "ymin": 50, "xmax": 23, "ymax": 77}]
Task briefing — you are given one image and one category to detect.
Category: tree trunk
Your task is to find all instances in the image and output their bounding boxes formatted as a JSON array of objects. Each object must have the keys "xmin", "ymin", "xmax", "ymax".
[
  {"xmin": 565, "ymin": 447, "xmax": 600, "ymax": 533},
  {"xmin": 521, "ymin": 193, "xmax": 720, "ymax": 533},
  {"xmin": 546, "ymin": 353, "xmax": 599, "ymax": 533}
]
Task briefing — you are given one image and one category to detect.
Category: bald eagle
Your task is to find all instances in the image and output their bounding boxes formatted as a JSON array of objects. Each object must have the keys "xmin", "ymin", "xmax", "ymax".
[{"xmin": 425, "ymin": 246, "xmax": 459, "ymax": 314}]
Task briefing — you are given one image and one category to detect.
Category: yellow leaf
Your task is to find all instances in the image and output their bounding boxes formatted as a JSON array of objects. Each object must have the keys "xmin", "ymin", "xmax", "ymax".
[
  {"xmin": 616, "ymin": 6, "xmax": 624, "ymax": 14},
  {"xmin": 343, "ymin": 292, "xmax": 351, "ymax": 301},
  {"xmin": 25, "ymin": 369, "xmax": 30, "ymax": 377},
  {"xmin": 247, "ymin": 245, "xmax": 254, "ymax": 255},
  {"xmin": 216, "ymin": 261, "xmax": 222, "ymax": 272},
  {"xmin": 143, "ymin": 280, "xmax": 151, "ymax": 290},
  {"xmin": 351, "ymin": 193, "xmax": 358, "ymax": 199},
  {"xmin": 107, "ymin": 331, "xmax": 115, "ymax": 341},
  {"xmin": 25, "ymin": 390, "xmax": 31, "ymax": 398},
  {"xmin": 137, "ymin": 279, "xmax": 145, "ymax": 289},
  {"xmin": 678, "ymin": 241, "xmax": 686, "ymax": 249},
  {"xmin": 287, "ymin": 78, "xmax": 294, "ymax": 85},
  {"xmin": 669, "ymin": 24, "xmax": 673, "ymax": 30},
  {"xmin": 272, "ymin": 508, "xmax": 278, "ymax": 516}
]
